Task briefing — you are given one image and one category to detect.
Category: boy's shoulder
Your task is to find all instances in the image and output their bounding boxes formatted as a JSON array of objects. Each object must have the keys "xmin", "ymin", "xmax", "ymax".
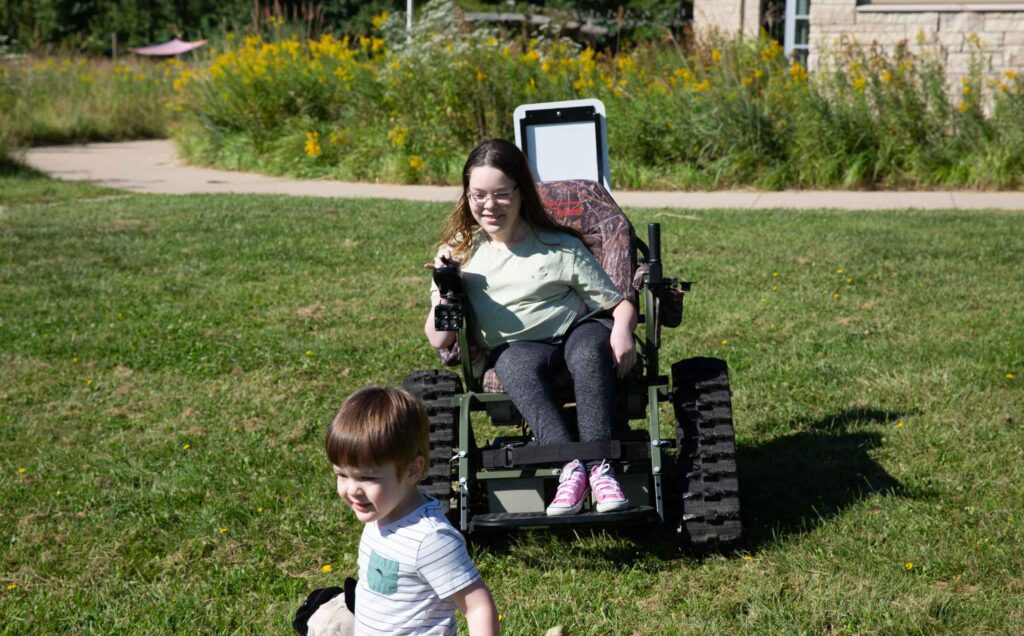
[{"xmin": 373, "ymin": 496, "xmax": 460, "ymax": 541}]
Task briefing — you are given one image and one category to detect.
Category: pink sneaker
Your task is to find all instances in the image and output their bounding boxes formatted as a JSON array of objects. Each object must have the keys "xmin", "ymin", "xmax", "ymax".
[
  {"xmin": 546, "ymin": 460, "xmax": 589, "ymax": 516},
  {"xmin": 589, "ymin": 460, "xmax": 631, "ymax": 513}
]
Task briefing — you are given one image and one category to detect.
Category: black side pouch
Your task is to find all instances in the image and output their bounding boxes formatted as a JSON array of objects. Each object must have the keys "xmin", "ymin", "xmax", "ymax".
[{"xmin": 292, "ymin": 587, "xmax": 343, "ymax": 635}]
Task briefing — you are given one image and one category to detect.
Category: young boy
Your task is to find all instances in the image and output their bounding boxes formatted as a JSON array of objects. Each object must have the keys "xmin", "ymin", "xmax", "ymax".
[{"xmin": 325, "ymin": 386, "xmax": 499, "ymax": 636}]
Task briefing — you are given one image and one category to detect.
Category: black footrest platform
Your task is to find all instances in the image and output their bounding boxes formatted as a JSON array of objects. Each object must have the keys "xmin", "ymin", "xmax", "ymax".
[{"xmin": 470, "ymin": 506, "xmax": 659, "ymax": 530}]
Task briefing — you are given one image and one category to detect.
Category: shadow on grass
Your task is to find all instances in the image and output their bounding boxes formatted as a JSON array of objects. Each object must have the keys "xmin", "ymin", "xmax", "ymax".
[
  {"xmin": 0, "ymin": 156, "xmax": 43, "ymax": 177},
  {"xmin": 739, "ymin": 407, "xmax": 913, "ymax": 552},
  {"xmin": 472, "ymin": 407, "xmax": 914, "ymax": 566}
]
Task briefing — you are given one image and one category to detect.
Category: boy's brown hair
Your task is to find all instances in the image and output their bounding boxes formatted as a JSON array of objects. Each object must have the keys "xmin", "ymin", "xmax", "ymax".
[{"xmin": 325, "ymin": 386, "xmax": 429, "ymax": 475}]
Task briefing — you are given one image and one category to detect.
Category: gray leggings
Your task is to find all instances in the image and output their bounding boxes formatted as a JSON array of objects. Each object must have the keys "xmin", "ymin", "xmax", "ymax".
[{"xmin": 492, "ymin": 321, "xmax": 616, "ymax": 445}]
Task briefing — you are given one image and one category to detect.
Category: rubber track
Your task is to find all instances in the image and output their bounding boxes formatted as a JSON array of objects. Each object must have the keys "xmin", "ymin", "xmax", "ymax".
[
  {"xmin": 672, "ymin": 357, "xmax": 744, "ymax": 551},
  {"xmin": 402, "ymin": 369, "xmax": 463, "ymax": 516}
]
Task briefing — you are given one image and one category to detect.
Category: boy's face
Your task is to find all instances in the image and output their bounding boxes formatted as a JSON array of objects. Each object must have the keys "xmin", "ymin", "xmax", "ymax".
[{"xmin": 333, "ymin": 458, "xmax": 424, "ymax": 526}]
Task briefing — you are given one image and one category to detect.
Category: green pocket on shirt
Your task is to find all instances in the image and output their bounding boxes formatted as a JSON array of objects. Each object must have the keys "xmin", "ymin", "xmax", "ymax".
[{"xmin": 367, "ymin": 551, "xmax": 399, "ymax": 595}]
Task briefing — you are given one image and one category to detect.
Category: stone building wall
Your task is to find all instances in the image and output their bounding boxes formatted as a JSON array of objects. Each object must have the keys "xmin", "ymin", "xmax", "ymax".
[
  {"xmin": 808, "ymin": 2, "xmax": 1022, "ymax": 84},
  {"xmin": 693, "ymin": 1, "xmax": 1023, "ymax": 84},
  {"xmin": 692, "ymin": 0, "xmax": 762, "ymax": 37}
]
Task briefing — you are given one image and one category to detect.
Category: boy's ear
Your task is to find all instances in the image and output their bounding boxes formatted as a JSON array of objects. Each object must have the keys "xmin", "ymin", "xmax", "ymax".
[{"xmin": 406, "ymin": 455, "xmax": 426, "ymax": 482}]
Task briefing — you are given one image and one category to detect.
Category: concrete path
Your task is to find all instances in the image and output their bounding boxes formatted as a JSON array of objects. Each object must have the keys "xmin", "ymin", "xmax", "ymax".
[{"xmin": 24, "ymin": 140, "xmax": 1024, "ymax": 210}]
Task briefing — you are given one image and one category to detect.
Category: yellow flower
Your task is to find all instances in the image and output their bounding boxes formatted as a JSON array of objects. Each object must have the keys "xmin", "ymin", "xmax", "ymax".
[
  {"xmin": 409, "ymin": 155, "xmax": 425, "ymax": 171},
  {"xmin": 880, "ymin": 70, "xmax": 892, "ymax": 84},
  {"xmin": 257, "ymin": 507, "xmax": 264, "ymax": 513},
  {"xmin": 1007, "ymin": 373, "xmax": 1016, "ymax": 380},
  {"xmin": 1004, "ymin": 69, "xmax": 1018, "ymax": 81},
  {"xmin": 371, "ymin": 11, "xmax": 389, "ymax": 30},
  {"xmin": 476, "ymin": 69, "xmax": 486, "ymax": 82},
  {"xmin": 962, "ymin": 85, "xmax": 972, "ymax": 95},
  {"xmin": 691, "ymin": 79, "xmax": 711, "ymax": 92},
  {"xmin": 852, "ymin": 76, "xmax": 867, "ymax": 92},
  {"xmin": 896, "ymin": 421, "xmax": 904, "ymax": 429},
  {"xmin": 673, "ymin": 67, "xmax": 693, "ymax": 82},
  {"xmin": 743, "ymin": 555, "xmax": 753, "ymax": 561},
  {"xmin": 833, "ymin": 292, "xmax": 841, "ymax": 300},
  {"xmin": 904, "ymin": 562, "xmax": 914, "ymax": 571},
  {"xmin": 720, "ymin": 339, "xmax": 728, "ymax": 346},
  {"xmin": 305, "ymin": 350, "xmax": 313, "ymax": 357},
  {"xmin": 182, "ymin": 443, "xmax": 191, "ymax": 450},
  {"xmin": 958, "ymin": 101, "xmax": 969, "ymax": 113},
  {"xmin": 771, "ymin": 285, "xmax": 778, "ymax": 292},
  {"xmin": 321, "ymin": 564, "xmax": 333, "ymax": 573},
  {"xmin": 772, "ymin": 271, "xmax": 779, "ymax": 278},
  {"xmin": 836, "ymin": 268, "xmax": 844, "ymax": 274},
  {"xmin": 18, "ymin": 467, "xmax": 27, "ymax": 474},
  {"xmin": 305, "ymin": 131, "xmax": 322, "ymax": 158},
  {"xmin": 616, "ymin": 56, "xmax": 633, "ymax": 71},
  {"xmin": 219, "ymin": 527, "xmax": 228, "ymax": 534},
  {"xmin": 6, "ymin": 584, "xmax": 16, "ymax": 591},
  {"xmin": 523, "ymin": 50, "xmax": 541, "ymax": 63},
  {"xmin": 711, "ymin": 48, "xmax": 721, "ymax": 63},
  {"xmin": 789, "ymin": 62, "xmax": 808, "ymax": 83}
]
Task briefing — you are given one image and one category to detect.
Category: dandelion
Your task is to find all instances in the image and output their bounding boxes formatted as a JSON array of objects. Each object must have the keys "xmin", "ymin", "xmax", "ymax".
[
  {"xmin": 86, "ymin": 378, "xmax": 93, "ymax": 386},
  {"xmin": 523, "ymin": 50, "xmax": 540, "ymax": 63},
  {"xmin": 847, "ymin": 278, "xmax": 853, "ymax": 284},
  {"xmin": 880, "ymin": 70, "xmax": 892, "ymax": 84},
  {"xmin": 257, "ymin": 507, "xmax": 264, "ymax": 513},
  {"xmin": 743, "ymin": 555, "xmax": 753, "ymax": 561},
  {"xmin": 772, "ymin": 271, "xmax": 779, "ymax": 278},
  {"xmin": 321, "ymin": 564, "xmax": 333, "ymax": 573},
  {"xmin": 475, "ymin": 69, "xmax": 486, "ymax": 82},
  {"xmin": 219, "ymin": 527, "xmax": 228, "ymax": 534},
  {"xmin": 6, "ymin": 584, "xmax": 15, "ymax": 591},
  {"xmin": 711, "ymin": 48, "xmax": 721, "ymax": 63},
  {"xmin": 409, "ymin": 155, "xmax": 425, "ymax": 171},
  {"xmin": 305, "ymin": 350, "xmax": 314, "ymax": 357},
  {"xmin": 958, "ymin": 101, "xmax": 969, "ymax": 113},
  {"xmin": 1007, "ymin": 373, "xmax": 1016, "ymax": 380},
  {"xmin": 833, "ymin": 292, "xmax": 841, "ymax": 300},
  {"xmin": 904, "ymin": 562, "xmax": 914, "ymax": 571},
  {"xmin": 305, "ymin": 131, "xmax": 322, "ymax": 158},
  {"xmin": 72, "ymin": 356, "xmax": 78, "ymax": 364},
  {"xmin": 852, "ymin": 76, "xmax": 867, "ymax": 92},
  {"xmin": 182, "ymin": 443, "xmax": 191, "ymax": 450},
  {"xmin": 896, "ymin": 421, "xmax": 904, "ymax": 429},
  {"xmin": 18, "ymin": 467, "xmax": 27, "ymax": 474},
  {"xmin": 771, "ymin": 285, "xmax": 778, "ymax": 292},
  {"xmin": 720, "ymin": 339, "xmax": 728, "ymax": 346}
]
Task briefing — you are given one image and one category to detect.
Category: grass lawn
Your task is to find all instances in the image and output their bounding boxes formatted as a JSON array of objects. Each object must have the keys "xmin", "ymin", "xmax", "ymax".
[{"xmin": 1, "ymin": 165, "xmax": 1022, "ymax": 634}]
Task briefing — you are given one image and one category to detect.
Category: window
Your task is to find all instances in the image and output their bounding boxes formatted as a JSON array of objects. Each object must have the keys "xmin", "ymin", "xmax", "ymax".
[{"xmin": 785, "ymin": 0, "xmax": 811, "ymax": 65}]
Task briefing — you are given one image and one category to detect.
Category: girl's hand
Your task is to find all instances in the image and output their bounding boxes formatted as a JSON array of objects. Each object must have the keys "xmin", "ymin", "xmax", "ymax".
[
  {"xmin": 425, "ymin": 248, "xmax": 458, "ymax": 270},
  {"xmin": 610, "ymin": 326, "xmax": 637, "ymax": 379},
  {"xmin": 609, "ymin": 300, "xmax": 639, "ymax": 379}
]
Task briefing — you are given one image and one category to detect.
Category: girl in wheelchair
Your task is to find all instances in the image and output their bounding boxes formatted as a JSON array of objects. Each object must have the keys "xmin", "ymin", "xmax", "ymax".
[{"xmin": 424, "ymin": 138, "xmax": 637, "ymax": 516}]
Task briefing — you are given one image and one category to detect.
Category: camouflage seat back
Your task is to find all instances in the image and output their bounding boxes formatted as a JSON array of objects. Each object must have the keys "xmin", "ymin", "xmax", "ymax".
[{"xmin": 535, "ymin": 180, "xmax": 637, "ymax": 300}]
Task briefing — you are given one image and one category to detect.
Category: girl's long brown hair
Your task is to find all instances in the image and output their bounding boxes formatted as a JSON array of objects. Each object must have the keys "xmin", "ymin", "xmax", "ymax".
[{"xmin": 438, "ymin": 138, "xmax": 583, "ymax": 263}]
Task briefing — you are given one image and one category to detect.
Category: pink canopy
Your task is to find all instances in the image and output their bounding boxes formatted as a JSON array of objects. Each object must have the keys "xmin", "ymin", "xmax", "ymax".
[{"xmin": 131, "ymin": 38, "xmax": 207, "ymax": 57}]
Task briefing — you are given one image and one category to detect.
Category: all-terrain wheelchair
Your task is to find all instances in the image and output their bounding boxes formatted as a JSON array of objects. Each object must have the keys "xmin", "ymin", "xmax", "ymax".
[{"xmin": 403, "ymin": 100, "xmax": 744, "ymax": 550}]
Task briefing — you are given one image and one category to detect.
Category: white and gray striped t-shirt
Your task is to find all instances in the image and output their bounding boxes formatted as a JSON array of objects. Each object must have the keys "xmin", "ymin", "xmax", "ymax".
[{"xmin": 355, "ymin": 496, "xmax": 480, "ymax": 635}]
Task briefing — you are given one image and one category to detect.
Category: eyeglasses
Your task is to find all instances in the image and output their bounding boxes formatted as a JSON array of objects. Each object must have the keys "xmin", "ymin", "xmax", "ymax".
[{"xmin": 467, "ymin": 186, "xmax": 518, "ymax": 205}]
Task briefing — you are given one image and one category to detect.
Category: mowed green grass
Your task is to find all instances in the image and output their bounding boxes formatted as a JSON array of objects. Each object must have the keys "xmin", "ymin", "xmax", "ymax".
[{"xmin": 1, "ymin": 169, "xmax": 1022, "ymax": 634}]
